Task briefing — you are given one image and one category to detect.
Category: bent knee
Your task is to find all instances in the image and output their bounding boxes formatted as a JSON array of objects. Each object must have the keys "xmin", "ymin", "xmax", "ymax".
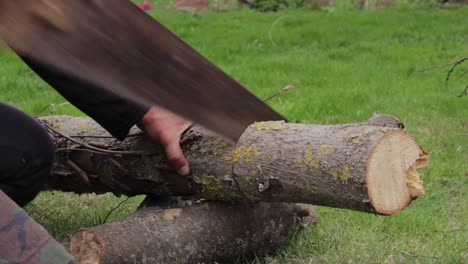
[{"xmin": 0, "ymin": 130, "xmax": 55, "ymax": 206}]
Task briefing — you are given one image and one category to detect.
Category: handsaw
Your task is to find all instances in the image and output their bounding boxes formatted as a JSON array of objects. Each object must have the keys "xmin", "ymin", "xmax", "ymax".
[{"xmin": 0, "ymin": 0, "xmax": 285, "ymax": 142}]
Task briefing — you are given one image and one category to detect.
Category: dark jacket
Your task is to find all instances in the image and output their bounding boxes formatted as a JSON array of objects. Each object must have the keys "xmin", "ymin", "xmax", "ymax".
[{"xmin": 20, "ymin": 55, "xmax": 149, "ymax": 140}]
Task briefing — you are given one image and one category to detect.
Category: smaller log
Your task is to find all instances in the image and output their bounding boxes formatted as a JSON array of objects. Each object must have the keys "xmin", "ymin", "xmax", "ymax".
[{"xmin": 63, "ymin": 202, "xmax": 316, "ymax": 264}]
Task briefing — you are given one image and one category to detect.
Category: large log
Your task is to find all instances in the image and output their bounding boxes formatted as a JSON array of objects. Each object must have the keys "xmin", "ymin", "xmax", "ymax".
[
  {"xmin": 41, "ymin": 112, "xmax": 427, "ymax": 215},
  {"xmin": 62, "ymin": 200, "xmax": 316, "ymax": 263}
]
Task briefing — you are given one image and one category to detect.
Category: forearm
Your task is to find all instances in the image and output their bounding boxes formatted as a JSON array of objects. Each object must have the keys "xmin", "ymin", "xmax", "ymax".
[
  {"xmin": 19, "ymin": 54, "xmax": 149, "ymax": 140},
  {"xmin": 18, "ymin": 53, "xmax": 190, "ymax": 175}
]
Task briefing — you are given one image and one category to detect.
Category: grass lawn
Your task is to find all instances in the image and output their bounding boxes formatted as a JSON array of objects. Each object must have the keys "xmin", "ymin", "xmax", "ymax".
[{"xmin": 0, "ymin": 5, "xmax": 467, "ymax": 263}]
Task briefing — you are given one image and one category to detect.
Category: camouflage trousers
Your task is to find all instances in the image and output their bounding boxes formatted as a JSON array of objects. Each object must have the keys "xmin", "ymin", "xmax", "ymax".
[{"xmin": 0, "ymin": 191, "xmax": 74, "ymax": 264}]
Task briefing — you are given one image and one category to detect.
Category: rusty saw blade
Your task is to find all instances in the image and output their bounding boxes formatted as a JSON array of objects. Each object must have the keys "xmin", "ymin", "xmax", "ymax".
[{"xmin": 0, "ymin": 0, "xmax": 285, "ymax": 142}]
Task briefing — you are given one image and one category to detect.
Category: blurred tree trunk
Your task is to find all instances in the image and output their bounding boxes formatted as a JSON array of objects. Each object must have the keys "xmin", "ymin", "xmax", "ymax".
[{"xmin": 175, "ymin": 0, "xmax": 210, "ymax": 11}]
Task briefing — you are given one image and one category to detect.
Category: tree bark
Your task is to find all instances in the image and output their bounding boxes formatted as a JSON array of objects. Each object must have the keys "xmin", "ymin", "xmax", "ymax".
[
  {"xmin": 62, "ymin": 201, "xmax": 316, "ymax": 264},
  {"xmin": 41, "ymin": 112, "xmax": 427, "ymax": 215}
]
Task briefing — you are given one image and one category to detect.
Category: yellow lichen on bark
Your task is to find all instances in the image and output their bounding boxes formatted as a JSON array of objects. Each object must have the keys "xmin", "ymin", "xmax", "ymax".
[
  {"xmin": 331, "ymin": 169, "xmax": 339, "ymax": 180},
  {"xmin": 201, "ymin": 174, "xmax": 223, "ymax": 192},
  {"xmin": 304, "ymin": 150, "xmax": 320, "ymax": 169},
  {"xmin": 199, "ymin": 148, "xmax": 208, "ymax": 154},
  {"xmin": 251, "ymin": 121, "xmax": 285, "ymax": 131},
  {"xmin": 294, "ymin": 156, "xmax": 303, "ymax": 164},
  {"xmin": 233, "ymin": 147, "xmax": 261, "ymax": 163},
  {"xmin": 304, "ymin": 150, "xmax": 312, "ymax": 164},
  {"xmin": 320, "ymin": 145, "xmax": 332, "ymax": 155},
  {"xmin": 341, "ymin": 165, "xmax": 350, "ymax": 183}
]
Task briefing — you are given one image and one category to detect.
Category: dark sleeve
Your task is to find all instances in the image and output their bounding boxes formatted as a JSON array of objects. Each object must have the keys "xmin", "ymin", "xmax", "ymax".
[{"xmin": 19, "ymin": 55, "xmax": 149, "ymax": 141}]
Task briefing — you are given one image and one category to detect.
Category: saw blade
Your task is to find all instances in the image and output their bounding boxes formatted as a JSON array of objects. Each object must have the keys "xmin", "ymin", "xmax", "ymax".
[{"xmin": 0, "ymin": 0, "xmax": 285, "ymax": 142}]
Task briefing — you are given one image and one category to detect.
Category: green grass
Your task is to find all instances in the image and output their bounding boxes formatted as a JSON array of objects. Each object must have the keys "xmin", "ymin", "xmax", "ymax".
[{"xmin": 1, "ymin": 5, "xmax": 467, "ymax": 264}]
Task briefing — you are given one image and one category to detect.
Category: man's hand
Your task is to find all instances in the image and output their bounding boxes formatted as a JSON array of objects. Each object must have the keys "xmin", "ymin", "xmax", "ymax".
[{"xmin": 138, "ymin": 106, "xmax": 192, "ymax": 176}]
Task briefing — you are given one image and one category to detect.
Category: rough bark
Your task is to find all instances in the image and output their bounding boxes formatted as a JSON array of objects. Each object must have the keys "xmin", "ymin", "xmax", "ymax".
[
  {"xmin": 41, "ymin": 112, "xmax": 427, "ymax": 215},
  {"xmin": 62, "ymin": 201, "xmax": 316, "ymax": 264}
]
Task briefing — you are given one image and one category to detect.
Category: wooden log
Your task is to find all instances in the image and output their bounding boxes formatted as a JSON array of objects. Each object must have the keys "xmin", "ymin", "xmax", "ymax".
[
  {"xmin": 62, "ymin": 201, "xmax": 316, "ymax": 264},
  {"xmin": 40, "ymin": 112, "xmax": 428, "ymax": 215}
]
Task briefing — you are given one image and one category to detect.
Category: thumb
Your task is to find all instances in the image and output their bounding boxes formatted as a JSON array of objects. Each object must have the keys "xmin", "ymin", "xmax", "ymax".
[{"xmin": 164, "ymin": 139, "xmax": 190, "ymax": 176}]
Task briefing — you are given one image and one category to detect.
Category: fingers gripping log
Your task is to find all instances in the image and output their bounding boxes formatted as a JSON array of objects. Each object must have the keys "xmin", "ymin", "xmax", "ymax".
[
  {"xmin": 62, "ymin": 202, "xmax": 316, "ymax": 263},
  {"xmin": 41, "ymin": 112, "xmax": 427, "ymax": 215}
]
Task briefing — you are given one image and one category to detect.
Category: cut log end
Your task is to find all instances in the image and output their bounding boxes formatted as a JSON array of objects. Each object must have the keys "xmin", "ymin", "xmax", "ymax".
[
  {"xmin": 366, "ymin": 131, "xmax": 428, "ymax": 215},
  {"xmin": 66, "ymin": 231, "xmax": 103, "ymax": 264}
]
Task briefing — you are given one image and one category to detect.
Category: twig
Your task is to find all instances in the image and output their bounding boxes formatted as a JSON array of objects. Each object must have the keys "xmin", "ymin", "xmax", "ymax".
[
  {"xmin": 416, "ymin": 57, "xmax": 467, "ymax": 73},
  {"xmin": 108, "ymin": 157, "xmax": 130, "ymax": 174},
  {"xmin": 263, "ymin": 85, "xmax": 294, "ymax": 102},
  {"xmin": 56, "ymin": 148, "xmax": 123, "ymax": 155},
  {"xmin": 436, "ymin": 227, "xmax": 467, "ymax": 233},
  {"xmin": 416, "ymin": 57, "xmax": 467, "ymax": 96},
  {"xmin": 454, "ymin": 70, "xmax": 468, "ymax": 81},
  {"xmin": 269, "ymin": 16, "xmax": 289, "ymax": 47},
  {"xmin": 42, "ymin": 121, "xmax": 147, "ymax": 156},
  {"xmin": 458, "ymin": 85, "xmax": 468, "ymax": 97},
  {"xmin": 66, "ymin": 159, "xmax": 90, "ymax": 184},
  {"xmin": 445, "ymin": 58, "xmax": 467, "ymax": 85},
  {"xmin": 102, "ymin": 196, "xmax": 131, "ymax": 224},
  {"xmin": 34, "ymin": 104, "xmax": 55, "ymax": 117},
  {"xmin": 400, "ymin": 251, "xmax": 440, "ymax": 260},
  {"xmin": 317, "ymin": 211, "xmax": 342, "ymax": 214},
  {"xmin": 34, "ymin": 102, "xmax": 70, "ymax": 117},
  {"xmin": 70, "ymin": 133, "xmax": 144, "ymax": 139},
  {"xmin": 88, "ymin": 141, "xmax": 110, "ymax": 148}
]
